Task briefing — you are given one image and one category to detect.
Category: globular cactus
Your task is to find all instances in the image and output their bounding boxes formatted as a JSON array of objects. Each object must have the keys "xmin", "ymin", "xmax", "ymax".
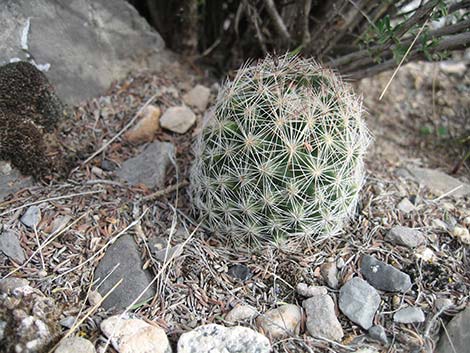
[{"xmin": 190, "ymin": 55, "xmax": 371, "ymax": 247}]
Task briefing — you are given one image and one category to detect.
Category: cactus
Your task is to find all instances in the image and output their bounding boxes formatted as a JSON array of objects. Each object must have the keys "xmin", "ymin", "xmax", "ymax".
[{"xmin": 190, "ymin": 55, "xmax": 371, "ymax": 246}]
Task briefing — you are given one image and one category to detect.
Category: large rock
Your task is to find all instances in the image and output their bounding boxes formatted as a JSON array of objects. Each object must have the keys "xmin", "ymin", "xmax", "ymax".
[
  {"xmin": 361, "ymin": 255, "xmax": 412, "ymax": 293},
  {"xmin": 339, "ymin": 277, "xmax": 380, "ymax": 330},
  {"xmin": 116, "ymin": 141, "xmax": 175, "ymax": 189},
  {"xmin": 303, "ymin": 294, "xmax": 344, "ymax": 341},
  {"xmin": 0, "ymin": 0, "xmax": 172, "ymax": 104},
  {"xmin": 101, "ymin": 315, "xmax": 171, "ymax": 353},
  {"xmin": 177, "ymin": 324, "xmax": 271, "ymax": 353},
  {"xmin": 94, "ymin": 234, "xmax": 155, "ymax": 310},
  {"xmin": 407, "ymin": 166, "xmax": 470, "ymax": 198},
  {"xmin": 436, "ymin": 306, "xmax": 470, "ymax": 353}
]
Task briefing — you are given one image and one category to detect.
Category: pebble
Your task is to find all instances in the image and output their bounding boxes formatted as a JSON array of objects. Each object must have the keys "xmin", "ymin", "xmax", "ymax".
[
  {"xmin": 0, "ymin": 230, "xmax": 26, "ymax": 264},
  {"xmin": 0, "ymin": 277, "xmax": 29, "ymax": 294},
  {"xmin": 101, "ymin": 315, "xmax": 171, "ymax": 353},
  {"xmin": 368, "ymin": 325, "xmax": 388, "ymax": 344},
  {"xmin": 225, "ymin": 304, "xmax": 258, "ymax": 322},
  {"xmin": 227, "ymin": 264, "xmax": 252, "ymax": 281},
  {"xmin": 124, "ymin": 105, "xmax": 161, "ymax": 143},
  {"xmin": 20, "ymin": 206, "xmax": 41, "ymax": 228},
  {"xmin": 182, "ymin": 84, "xmax": 211, "ymax": 111},
  {"xmin": 59, "ymin": 316, "xmax": 76, "ymax": 329},
  {"xmin": 94, "ymin": 235, "xmax": 155, "ymax": 310},
  {"xmin": 439, "ymin": 61, "xmax": 467, "ymax": 76},
  {"xmin": 116, "ymin": 141, "xmax": 175, "ymax": 188},
  {"xmin": 397, "ymin": 198, "xmax": 415, "ymax": 213},
  {"xmin": 339, "ymin": 277, "xmax": 381, "ymax": 330},
  {"xmin": 436, "ymin": 305, "xmax": 470, "ymax": 353},
  {"xmin": 336, "ymin": 257, "xmax": 345, "ymax": 269},
  {"xmin": 415, "ymin": 247, "xmax": 436, "ymax": 262},
  {"xmin": 435, "ymin": 298, "xmax": 453, "ymax": 311},
  {"xmin": 361, "ymin": 255, "xmax": 412, "ymax": 293},
  {"xmin": 303, "ymin": 294, "xmax": 344, "ymax": 341},
  {"xmin": 160, "ymin": 106, "xmax": 196, "ymax": 134},
  {"xmin": 463, "ymin": 216, "xmax": 470, "ymax": 227},
  {"xmin": 452, "ymin": 225, "xmax": 470, "ymax": 245},
  {"xmin": 296, "ymin": 283, "xmax": 328, "ymax": 297},
  {"xmin": 256, "ymin": 304, "xmax": 302, "ymax": 339},
  {"xmin": 393, "ymin": 306, "xmax": 425, "ymax": 323},
  {"xmin": 178, "ymin": 324, "xmax": 270, "ymax": 353},
  {"xmin": 54, "ymin": 337, "xmax": 96, "ymax": 353},
  {"xmin": 320, "ymin": 262, "xmax": 339, "ymax": 289},
  {"xmin": 386, "ymin": 226, "xmax": 425, "ymax": 248}
]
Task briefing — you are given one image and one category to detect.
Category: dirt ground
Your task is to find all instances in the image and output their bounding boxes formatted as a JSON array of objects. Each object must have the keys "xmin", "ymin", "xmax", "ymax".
[{"xmin": 1, "ymin": 58, "xmax": 469, "ymax": 353}]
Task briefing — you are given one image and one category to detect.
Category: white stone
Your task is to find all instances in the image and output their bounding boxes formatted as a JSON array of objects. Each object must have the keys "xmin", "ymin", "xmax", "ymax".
[
  {"xmin": 100, "ymin": 316, "xmax": 171, "ymax": 353},
  {"xmin": 225, "ymin": 304, "xmax": 258, "ymax": 322},
  {"xmin": 177, "ymin": 324, "xmax": 270, "ymax": 353},
  {"xmin": 296, "ymin": 283, "xmax": 328, "ymax": 297},
  {"xmin": 393, "ymin": 307, "xmax": 425, "ymax": 323},
  {"xmin": 397, "ymin": 198, "xmax": 415, "ymax": 213},
  {"xmin": 183, "ymin": 85, "xmax": 211, "ymax": 111},
  {"xmin": 160, "ymin": 106, "xmax": 196, "ymax": 134},
  {"xmin": 54, "ymin": 337, "xmax": 96, "ymax": 353},
  {"xmin": 256, "ymin": 304, "xmax": 302, "ymax": 339},
  {"xmin": 452, "ymin": 225, "xmax": 470, "ymax": 245}
]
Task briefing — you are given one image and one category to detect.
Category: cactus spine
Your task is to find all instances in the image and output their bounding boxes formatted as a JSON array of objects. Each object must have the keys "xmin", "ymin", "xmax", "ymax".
[{"xmin": 190, "ymin": 55, "xmax": 371, "ymax": 246}]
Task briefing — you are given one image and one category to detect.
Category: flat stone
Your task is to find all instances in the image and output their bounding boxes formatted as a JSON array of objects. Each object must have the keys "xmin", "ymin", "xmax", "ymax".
[
  {"xmin": 256, "ymin": 304, "xmax": 302, "ymax": 339},
  {"xmin": 124, "ymin": 105, "xmax": 161, "ymax": 144},
  {"xmin": 94, "ymin": 234, "xmax": 155, "ymax": 310},
  {"xmin": 386, "ymin": 226, "xmax": 426, "ymax": 248},
  {"xmin": 227, "ymin": 264, "xmax": 252, "ymax": 281},
  {"xmin": 320, "ymin": 262, "xmax": 339, "ymax": 289},
  {"xmin": 183, "ymin": 84, "xmax": 211, "ymax": 111},
  {"xmin": 368, "ymin": 325, "xmax": 388, "ymax": 344},
  {"xmin": 303, "ymin": 294, "xmax": 344, "ymax": 341},
  {"xmin": 101, "ymin": 315, "xmax": 171, "ymax": 353},
  {"xmin": 0, "ymin": 277, "xmax": 29, "ymax": 294},
  {"xmin": 55, "ymin": 337, "xmax": 96, "ymax": 353},
  {"xmin": 0, "ymin": 230, "xmax": 26, "ymax": 264},
  {"xmin": 59, "ymin": 316, "xmax": 76, "ymax": 329},
  {"xmin": 436, "ymin": 306, "xmax": 470, "ymax": 353},
  {"xmin": 361, "ymin": 255, "xmax": 412, "ymax": 293},
  {"xmin": 397, "ymin": 198, "xmax": 415, "ymax": 213},
  {"xmin": 0, "ymin": 0, "xmax": 171, "ymax": 104},
  {"xmin": 393, "ymin": 307, "xmax": 425, "ymax": 323},
  {"xmin": 225, "ymin": 304, "xmax": 258, "ymax": 322},
  {"xmin": 0, "ymin": 161, "xmax": 33, "ymax": 201},
  {"xmin": 339, "ymin": 277, "xmax": 381, "ymax": 330},
  {"xmin": 407, "ymin": 166, "xmax": 470, "ymax": 198},
  {"xmin": 116, "ymin": 141, "xmax": 175, "ymax": 188},
  {"xmin": 20, "ymin": 205, "xmax": 41, "ymax": 228},
  {"xmin": 177, "ymin": 324, "xmax": 270, "ymax": 353},
  {"xmin": 296, "ymin": 283, "xmax": 328, "ymax": 297},
  {"xmin": 160, "ymin": 106, "xmax": 196, "ymax": 134}
]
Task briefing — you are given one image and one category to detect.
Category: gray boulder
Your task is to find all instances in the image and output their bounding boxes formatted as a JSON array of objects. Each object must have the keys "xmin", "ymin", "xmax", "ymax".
[
  {"xmin": 436, "ymin": 306, "xmax": 470, "ymax": 353},
  {"xmin": 0, "ymin": 0, "xmax": 173, "ymax": 104},
  {"xmin": 361, "ymin": 255, "xmax": 412, "ymax": 293},
  {"xmin": 94, "ymin": 234, "xmax": 155, "ymax": 310}
]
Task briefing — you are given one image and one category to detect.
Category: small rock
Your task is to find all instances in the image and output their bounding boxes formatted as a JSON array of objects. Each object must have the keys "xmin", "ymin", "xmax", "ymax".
[
  {"xmin": 439, "ymin": 61, "xmax": 467, "ymax": 76},
  {"xmin": 20, "ymin": 206, "xmax": 41, "ymax": 228},
  {"xmin": 435, "ymin": 298, "xmax": 453, "ymax": 311},
  {"xmin": 397, "ymin": 198, "xmax": 415, "ymax": 213},
  {"xmin": 336, "ymin": 257, "xmax": 345, "ymax": 269},
  {"xmin": 101, "ymin": 315, "xmax": 171, "ymax": 353},
  {"xmin": 0, "ymin": 277, "xmax": 29, "ymax": 294},
  {"xmin": 393, "ymin": 306, "xmax": 425, "ymax": 323},
  {"xmin": 177, "ymin": 324, "xmax": 270, "ymax": 353},
  {"xmin": 55, "ymin": 336, "xmax": 96, "ymax": 353},
  {"xmin": 303, "ymin": 294, "xmax": 344, "ymax": 341},
  {"xmin": 452, "ymin": 225, "xmax": 470, "ymax": 245},
  {"xmin": 436, "ymin": 306, "xmax": 470, "ymax": 353},
  {"xmin": 463, "ymin": 216, "xmax": 470, "ymax": 227},
  {"xmin": 124, "ymin": 105, "xmax": 161, "ymax": 143},
  {"xmin": 59, "ymin": 316, "xmax": 76, "ymax": 329},
  {"xmin": 386, "ymin": 226, "xmax": 426, "ymax": 248},
  {"xmin": 368, "ymin": 325, "xmax": 388, "ymax": 345},
  {"xmin": 116, "ymin": 141, "xmax": 175, "ymax": 188},
  {"xmin": 94, "ymin": 235, "xmax": 155, "ymax": 310},
  {"xmin": 0, "ymin": 320, "xmax": 6, "ymax": 340},
  {"xmin": 353, "ymin": 348, "xmax": 378, "ymax": 353},
  {"xmin": 415, "ymin": 247, "xmax": 436, "ymax": 262},
  {"xmin": 0, "ymin": 161, "xmax": 33, "ymax": 201},
  {"xmin": 182, "ymin": 85, "xmax": 211, "ymax": 111},
  {"xmin": 361, "ymin": 255, "xmax": 412, "ymax": 293},
  {"xmin": 160, "ymin": 106, "xmax": 196, "ymax": 134},
  {"xmin": 227, "ymin": 264, "xmax": 252, "ymax": 281},
  {"xmin": 51, "ymin": 215, "xmax": 72, "ymax": 234},
  {"xmin": 407, "ymin": 166, "xmax": 470, "ymax": 198},
  {"xmin": 296, "ymin": 283, "xmax": 328, "ymax": 297},
  {"xmin": 0, "ymin": 230, "xmax": 26, "ymax": 264},
  {"xmin": 320, "ymin": 262, "xmax": 339, "ymax": 289},
  {"xmin": 339, "ymin": 277, "xmax": 381, "ymax": 330},
  {"xmin": 432, "ymin": 219, "xmax": 450, "ymax": 231},
  {"xmin": 225, "ymin": 304, "xmax": 258, "ymax": 322},
  {"xmin": 88, "ymin": 290, "xmax": 102, "ymax": 307},
  {"xmin": 150, "ymin": 237, "xmax": 184, "ymax": 262},
  {"xmin": 256, "ymin": 304, "xmax": 302, "ymax": 339}
]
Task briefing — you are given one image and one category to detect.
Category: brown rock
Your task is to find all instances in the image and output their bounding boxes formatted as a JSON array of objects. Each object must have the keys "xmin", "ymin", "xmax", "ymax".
[
  {"xmin": 256, "ymin": 304, "xmax": 302, "ymax": 339},
  {"xmin": 124, "ymin": 105, "xmax": 161, "ymax": 143}
]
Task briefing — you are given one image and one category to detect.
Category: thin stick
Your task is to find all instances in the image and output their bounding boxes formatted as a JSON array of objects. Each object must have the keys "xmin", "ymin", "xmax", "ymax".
[
  {"xmin": 33, "ymin": 225, "xmax": 45, "ymax": 270},
  {"xmin": 0, "ymin": 189, "xmax": 104, "ymax": 216},
  {"xmin": 142, "ymin": 180, "xmax": 189, "ymax": 201},
  {"xmin": 82, "ymin": 93, "xmax": 159, "ymax": 166},
  {"xmin": 379, "ymin": 18, "xmax": 429, "ymax": 100}
]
